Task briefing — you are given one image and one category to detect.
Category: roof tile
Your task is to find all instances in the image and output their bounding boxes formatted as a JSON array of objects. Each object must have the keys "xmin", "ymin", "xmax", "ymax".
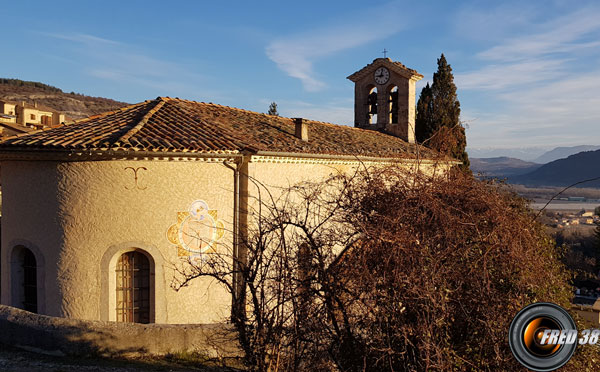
[{"xmin": 0, "ymin": 97, "xmax": 439, "ymax": 159}]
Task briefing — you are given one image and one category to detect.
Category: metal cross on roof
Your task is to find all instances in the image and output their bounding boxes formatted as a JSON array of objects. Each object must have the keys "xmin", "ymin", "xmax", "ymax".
[{"xmin": 382, "ymin": 48, "xmax": 388, "ymax": 58}]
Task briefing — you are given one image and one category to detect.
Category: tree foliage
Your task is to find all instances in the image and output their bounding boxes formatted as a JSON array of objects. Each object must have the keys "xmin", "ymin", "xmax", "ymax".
[
  {"xmin": 173, "ymin": 165, "xmax": 597, "ymax": 371},
  {"xmin": 416, "ymin": 54, "xmax": 470, "ymax": 170},
  {"xmin": 0, "ymin": 78, "xmax": 62, "ymax": 93},
  {"xmin": 267, "ymin": 102, "xmax": 279, "ymax": 116}
]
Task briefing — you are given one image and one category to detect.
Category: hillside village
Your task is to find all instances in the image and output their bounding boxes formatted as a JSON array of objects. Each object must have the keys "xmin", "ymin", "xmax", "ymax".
[
  {"xmin": 544, "ymin": 209, "xmax": 599, "ymax": 228},
  {"xmin": 0, "ymin": 99, "xmax": 65, "ymax": 137},
  {"xmin": 0, "ymin": 79, "xmax": 127, "ymax": 121},
  {"xmin": 0, "ymin": 80, "xmax": 126, "ymax": 139}
]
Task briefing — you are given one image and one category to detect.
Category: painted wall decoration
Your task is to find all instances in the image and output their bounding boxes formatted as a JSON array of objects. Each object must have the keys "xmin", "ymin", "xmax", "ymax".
[
  {"xmin": 166, "ymin": 200, "xmax": 225, "ymax": 258},
  {"xmin": 124, "ymin": 166, "xmax": 147, "ymax": 190}
]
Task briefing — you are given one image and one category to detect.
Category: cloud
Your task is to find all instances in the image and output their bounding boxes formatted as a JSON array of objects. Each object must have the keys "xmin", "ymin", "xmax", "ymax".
[
  {"xmin": 42, "ymin": 32, "xmax": 206, "ymax": 97},
  {"xmin": 42, "ymin": 32, "xmax": 121, "ymax": 46},
  {"xmin": 456, "ymin": 6, "xmax": 600, "ymax": 92},
  {"xmin": 461, "ymin": 69, "xmax": 600, "ymax": 148},
  {"xmin": 453, "ymin": 3, "xmax": 538, "ymax": 42},
  {"xmin": 455, "ymin": 59, "xmax": 568, "ymax": 90},
  {"xmin": 265, "ymin": 2, "xmax": 407, "ymax": 92},
  {"xmin": 499, "ymin": 71, "xmax": 600, "ymax": 122},
  {"xmin": 453, "ymin": 5, "xmax": 600, "ymax": 148},
  {"xmin": 477, "ymin": 8, "xmax": 600, "ymax": 62}
]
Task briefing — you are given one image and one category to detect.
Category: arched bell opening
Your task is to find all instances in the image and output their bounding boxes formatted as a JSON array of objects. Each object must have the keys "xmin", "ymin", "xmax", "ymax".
[
  {"xmin": 366, "ymin": 86, "xmax": 378, "ymax": 124},
  {"xmin": 388, "ymin": 85, "xmax": 399, "ymax": 124}
]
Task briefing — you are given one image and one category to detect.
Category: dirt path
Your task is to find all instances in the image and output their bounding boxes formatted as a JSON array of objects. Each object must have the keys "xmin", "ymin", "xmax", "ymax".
[{"xmin": 0, "ymin": 344, "xmax": 242, "ymax": 372}]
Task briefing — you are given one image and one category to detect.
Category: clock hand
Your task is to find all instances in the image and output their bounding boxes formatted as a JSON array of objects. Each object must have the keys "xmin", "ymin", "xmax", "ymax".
[{"xmin": 182, "ymin": 230, "xmax": 201, "ymax": 241}]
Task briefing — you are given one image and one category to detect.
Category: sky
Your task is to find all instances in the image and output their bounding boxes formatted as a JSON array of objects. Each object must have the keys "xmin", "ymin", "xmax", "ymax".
[{"xmin": 2, "ymin": 0, "xmax": 599, "ymax": 155}]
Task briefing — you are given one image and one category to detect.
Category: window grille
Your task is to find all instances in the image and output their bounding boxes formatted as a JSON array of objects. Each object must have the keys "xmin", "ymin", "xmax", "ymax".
[{"xmin": 115, "ymin": 251, "xmax": 150, "ymax": 323}]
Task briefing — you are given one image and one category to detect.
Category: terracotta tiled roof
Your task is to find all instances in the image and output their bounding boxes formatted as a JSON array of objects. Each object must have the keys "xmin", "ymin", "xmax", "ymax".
[
  {"xmin": 0, "ymin": 121, "xmax": 35, "ymax": 134},
  {"xmin": 0, "ymin": 97, "xmax": 439, "ymax": 159},
  {"xmin": 347, "ymin": 58, "xmax": 424, "ymax": 82}
]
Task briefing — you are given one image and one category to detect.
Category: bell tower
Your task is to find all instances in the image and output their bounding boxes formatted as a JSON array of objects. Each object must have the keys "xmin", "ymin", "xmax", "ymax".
[{"xmin": 347, "ymin": 58, "xmax": 423, "ymax": 144}]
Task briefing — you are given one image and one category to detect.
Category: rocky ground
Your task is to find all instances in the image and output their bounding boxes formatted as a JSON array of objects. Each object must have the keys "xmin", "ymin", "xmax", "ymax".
[{"xmin": 0, "ymin": 344, "xmax": 243, "ymax": 372}]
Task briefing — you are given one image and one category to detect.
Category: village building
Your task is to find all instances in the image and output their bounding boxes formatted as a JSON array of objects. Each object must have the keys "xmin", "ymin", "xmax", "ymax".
[
  {"xmin": 573, "ymin": 297, "xmax": 600, "ymax": 325},
  {"xmin": 0, "ymin": 59, "xmax": 457, "ymax": 324},
  {"xmin": 0, "ymin": 100, "xmax": 65, "ymax": 137}
]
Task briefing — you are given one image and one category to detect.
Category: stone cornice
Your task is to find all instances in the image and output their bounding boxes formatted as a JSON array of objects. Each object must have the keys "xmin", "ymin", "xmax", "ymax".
[
  {"xmin": 0, "ymin": 149, "xmax": 459, "ymax": 167},
  {"xmin": 249, "ymin": 151, "xmax": 458, "ymax": 166},
  {"xmin": 0, "ymin": 149, "xmax": 240, "ymax": 162},
  {"xmin": 346, "ymin": 58, "xmax": 423, "ymax": 82},
  {"xmin": 347, "ymin": 58, "xmax": 424, "ymax": 83}
]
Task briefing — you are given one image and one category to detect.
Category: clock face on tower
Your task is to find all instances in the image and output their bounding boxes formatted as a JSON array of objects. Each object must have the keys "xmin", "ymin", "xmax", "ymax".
[{"xmin": 374, "ymin": 67, "xmax": 390, "ymax": 85}]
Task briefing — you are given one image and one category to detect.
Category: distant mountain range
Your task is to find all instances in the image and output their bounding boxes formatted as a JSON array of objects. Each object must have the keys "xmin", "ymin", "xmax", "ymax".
[
  {"xmin": 467, "ymin": 147, "xmax": 547, "ymax": 161},
  {"xmin": 468, "ymin": 145, "xmax": 600, "ymax": 162},
  {"xmin": 471, "ymin": 145, "xmax": 600, "ymax": 188},
  {"xmin": 0, "ymin": 78, "xmax": 128, "ymax": 120},
  {"xmin": 510, "ymin": 150, "xmax": 600, "ymax": 188},
  {"xmin": 471, "ymin": 157, "xmax": 541, "ymax": 177},
  {"xmin": 533, "ymin": 145, "xmax": 600, "ymax": 164}
]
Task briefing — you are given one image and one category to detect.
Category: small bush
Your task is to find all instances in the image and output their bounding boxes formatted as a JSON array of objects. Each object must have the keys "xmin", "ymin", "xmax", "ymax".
[{"xmin": 327, "ymin": 168, "xmax": 574, "ymax": 370}]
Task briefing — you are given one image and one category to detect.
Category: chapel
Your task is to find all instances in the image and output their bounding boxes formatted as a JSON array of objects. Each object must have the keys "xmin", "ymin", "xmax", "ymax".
[{"xmin": 0, "ymin": 58, "xmax": 456, "ymax": 324}]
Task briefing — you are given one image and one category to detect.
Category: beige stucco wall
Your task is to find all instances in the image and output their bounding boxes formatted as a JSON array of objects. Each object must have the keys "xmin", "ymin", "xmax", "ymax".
[
  {"xmin": 243, "ymin": 157, "xmax": 451, "ymax": 251},
  {"xmin": 1, "ymin": 103, "xmax": 16, "ymax": 116},
  {"xmin": 0, "ymin": 117, "xmax": 17, "ymax": 124},
  {"xmin": 22, "ymin": 109, "xmax": 38, "ymax": 124},
  {"xmin": 249, "ymin": 160, "xmax": 349, "ymax": 189},
  {"xmin": 0, "ymin": 155, "xmax": 453, "ymax": 325},
  {"xmin": 248, "ymin": 157, "xmax": 449, "ymax": 192},
  {"xmin": 21, "ymin": 108, "xmax": 55, "ymax": 125},
  {"xmin": 1, "ymin": 159, "xmax": 236, "ymax": 324},
  {"xmin": 53, "ymin": 113, "xmax": 65, "ymax": 125}
]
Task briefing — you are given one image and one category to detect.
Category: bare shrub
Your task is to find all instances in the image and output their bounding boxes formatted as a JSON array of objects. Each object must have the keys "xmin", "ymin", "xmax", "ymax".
[{"xmin": 173, "ymin": 165, "xmax": 599, "ymax": 371}]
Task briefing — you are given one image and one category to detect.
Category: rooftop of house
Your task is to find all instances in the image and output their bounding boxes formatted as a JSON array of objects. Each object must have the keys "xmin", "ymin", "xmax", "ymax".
[
  {"xmin": 0, "ymin": 97, "xmax": 443, "ymax": 160},
  {"xmin": 0, "ymin": 99, "xmax": 61, "ymax": 114},
  {"xmin": 0, "ymin": 121, "xmax": 34, "ymax": 134}
]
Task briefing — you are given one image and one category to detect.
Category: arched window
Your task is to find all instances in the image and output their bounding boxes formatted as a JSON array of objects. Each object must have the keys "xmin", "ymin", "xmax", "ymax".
[
  {"xmin": 115, "ymin": 251, "xmax": 151, "ymax": 323},
  {"xmin": 11, "ymin": 246, "xmax": 37, "ymax": 313},
  {"xmin": 22, "ymin": 249, "xmax": 37, "ymax": 313}
]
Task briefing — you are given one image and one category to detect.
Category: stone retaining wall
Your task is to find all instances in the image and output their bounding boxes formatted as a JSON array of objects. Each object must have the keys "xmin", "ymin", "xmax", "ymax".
[{"xmin": 0, "ymin": 305, "xmax": 241, "ymax": 358}]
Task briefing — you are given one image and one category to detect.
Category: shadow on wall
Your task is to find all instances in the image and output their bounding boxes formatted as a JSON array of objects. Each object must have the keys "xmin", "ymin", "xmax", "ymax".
[{"xmin": 0, "ymin": 304, "xmax": 241, "ymax": 358}]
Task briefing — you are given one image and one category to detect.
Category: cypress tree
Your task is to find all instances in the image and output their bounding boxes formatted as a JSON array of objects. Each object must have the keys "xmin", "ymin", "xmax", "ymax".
[
  {"xmin": 416, "ymin": 54, "xmax": 470, "ymax": 170},
  {"xmin": 415, "ymin": 83, "xmax": 433, "ymax": 143}
]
